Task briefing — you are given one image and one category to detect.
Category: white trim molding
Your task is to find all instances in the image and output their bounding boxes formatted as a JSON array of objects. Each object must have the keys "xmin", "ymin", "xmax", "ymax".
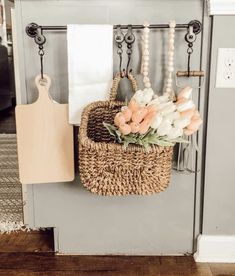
[
  {"xmin": 194, "ymin": 235, "xmax": 235, "ymax": 263},
  {"xmin": 208, "ymin": 0, "xmax": 235, "ymax": 15}
]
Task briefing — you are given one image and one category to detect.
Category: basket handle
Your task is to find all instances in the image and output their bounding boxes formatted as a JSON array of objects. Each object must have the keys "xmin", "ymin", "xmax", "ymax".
[{"xmin": 109, "ymin": 73, "xmax": 138, "ymax": 101}]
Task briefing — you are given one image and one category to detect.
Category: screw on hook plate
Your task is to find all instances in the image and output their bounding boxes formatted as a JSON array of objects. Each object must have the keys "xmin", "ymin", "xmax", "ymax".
[
  {"xmin": 25, "ymin": 22, "xmax": 39, "ymax": 38},
  {"xmin": 188, "ymin": 20, "xmax": 202, "ymax": 35}
]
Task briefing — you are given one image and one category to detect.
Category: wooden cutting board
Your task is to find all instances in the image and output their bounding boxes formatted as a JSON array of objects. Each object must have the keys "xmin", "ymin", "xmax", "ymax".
[{"xmin": 15, "ymin": 74, "xmax": 74, "ymax": 184}]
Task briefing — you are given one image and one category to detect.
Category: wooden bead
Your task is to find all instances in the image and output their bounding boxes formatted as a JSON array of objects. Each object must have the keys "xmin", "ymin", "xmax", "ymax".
[
  {"xmin": 143, "ymin": 71, "xmax": 148, "ymax": 76},
  {"xmin": 143, "ymin": 36, "xmax": 148, "ymax": 42},
  {"xmin": 169, "ymin": 21, "xmax": 176, "ymax": 28},
  {"xmin": 145, "ymin": 82, "xmax": 151, "ymax": 88},
  {"xmin": 144, "ymin": 56, "xmax": 149, "ymax": 61},
  {"xmin": 169, "ymin": 38, "xmax": 174, "ymax": 44},
  {"xmin": 144, "ymin": 44, "xmax": 149, "ymax": 50},
  {"xmin": 143, "ymin": 39, "xmax": 149, "ymax": 48},
  {"xmin": 143, "ymin": 28, "xmax": 150, "ymax": 34},
  {"xmin": 143, "ymin": 21, "xmax": 150, "ymax": 27},
  {"xmin": 143, "ymin": 76, "xmax": 150, "ymax": 82},
  {"xmin": 142, "ymin": 20, "xmax": 150, "ymax": 87},
  {"xmin": 143, "ymin": 66, "xmax": 149, "ymax": 72},
  {"xmin": 144, "ymin": 34, "xmax": 149, "ymax": 39},
  {"xmin": 143, "ymin": 49, "xmax": 149, "ymax": 55},
  {"xmin": 165, "ymin": 21, "xmax": 175, "ymax": 97},
  {"xmin": 167, "ymin": 78, "xmax": 172, "ymax": 84}
]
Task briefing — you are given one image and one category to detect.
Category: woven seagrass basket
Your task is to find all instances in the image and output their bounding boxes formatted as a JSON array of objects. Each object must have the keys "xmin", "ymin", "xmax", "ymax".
[{"xmin": 79, "ymin": 73, "xmax": 173, "ymax": 196}]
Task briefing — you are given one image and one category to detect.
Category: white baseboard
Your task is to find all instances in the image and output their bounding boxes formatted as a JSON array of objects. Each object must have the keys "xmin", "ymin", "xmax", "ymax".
[{"xmin": 194, "ymin": 234, "xmax": 235, "ymax": 263}]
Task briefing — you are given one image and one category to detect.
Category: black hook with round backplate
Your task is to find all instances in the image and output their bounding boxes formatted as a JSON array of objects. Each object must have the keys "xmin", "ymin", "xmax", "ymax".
[
  {"xmin": 114, "ymin": 25, "xmax": 125, "ymax": 77},
  {"xmin": 35, "ymin": 27, "xmax": 46, "ymax": 79},
  {"xmin": 124, "ymin": 25, "xmax": 135, "ymax": 77}
]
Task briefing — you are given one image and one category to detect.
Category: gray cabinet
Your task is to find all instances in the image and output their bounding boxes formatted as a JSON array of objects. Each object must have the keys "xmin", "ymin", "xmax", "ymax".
[{"xmin": 14, "ymin": 0, "xmax": 207, "ymax": 254}]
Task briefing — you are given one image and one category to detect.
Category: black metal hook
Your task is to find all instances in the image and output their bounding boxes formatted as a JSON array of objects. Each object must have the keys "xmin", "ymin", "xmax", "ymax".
[
  {"xmin": 114, "ymin": 25, "xmax": 125, "ymax": 77},
  {"xmin": 34, "ymin": 27, "xmax": 46, "ymax": 79},
  {"xmin": 185, "ymin": 25, "xmax": 196, "ymax": 77},
  {"xmin": 124, "ymin": 25, "xmax": 135, "ymax": 77}
]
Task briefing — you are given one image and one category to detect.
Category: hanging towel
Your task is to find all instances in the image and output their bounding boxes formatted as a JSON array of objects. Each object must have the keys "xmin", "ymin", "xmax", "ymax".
[{"xmin": 67, "ymin": 24, "xmax": 113, "ymax": 125}]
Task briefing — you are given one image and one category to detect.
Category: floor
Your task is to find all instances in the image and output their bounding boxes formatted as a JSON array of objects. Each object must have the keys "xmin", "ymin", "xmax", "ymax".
[
  {"xmin": 0, "ymin": 231, "xmax": 234, "ymax": 275},
  {"xmin": 0, "ymin": 134, "xmax": 23, "ymax": 224},
  {"xmin": 0, "ymin": 105, "xmax": 23, "ymax": 230}
]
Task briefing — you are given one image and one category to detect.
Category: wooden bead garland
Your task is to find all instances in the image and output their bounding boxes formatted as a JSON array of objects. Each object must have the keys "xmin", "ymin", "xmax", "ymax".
[
  {"xmin": 141, "ymin": 22, "xmax": 151, "ymax": 88},
  {"xmin": 165, "ymin": 20, "xmax": 176, "ymax": 100}
]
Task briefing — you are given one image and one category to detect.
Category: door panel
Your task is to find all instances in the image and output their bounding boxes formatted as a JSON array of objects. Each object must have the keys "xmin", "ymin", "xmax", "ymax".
[{"xmin": 15, "ymin": 0, "xmax": 204, "ymax": 254}]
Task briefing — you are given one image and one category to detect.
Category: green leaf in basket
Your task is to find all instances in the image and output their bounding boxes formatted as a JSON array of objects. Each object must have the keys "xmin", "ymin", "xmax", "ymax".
[
  {"xmin": 141, "ymin": 134, "xmax": 175, "ymax": 147},
  {"xmin": 122, "ymin": 135, "xmax": 137, "ymax": 144},
  {"xmin": 103, "ymin": 122, "xmax": 189, "ymax": 149},
  {"xmin": 146, "ymin": 128, "xmax": 156, "ymax": 136},
  {"xmin": 142, "ymin": 141, "xmax": 151, "ymax": 151},
  {"xmin": 116, "ymin": 130, "xmax": 122, "ymax": 143},
  {"xmin": 123, "ymin": 141, "xmax": 129, "ymax": 149},
  {"xmin": 103, "ymin": 122, "xmax": 118, "ymax": 138},
  {"xmin": 153, "ymin": 139, "xmax": 174, "ymax": 147}
]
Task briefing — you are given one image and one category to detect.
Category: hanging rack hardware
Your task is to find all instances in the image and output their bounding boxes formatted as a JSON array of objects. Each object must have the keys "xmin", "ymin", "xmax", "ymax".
[
  {"xmin": 124, "ymin": 25, "xmax": 135, "ymax": 76},
  {"xmin": 175, "ymin": 20, "xmax": 204, "ymax": 87},
  {"xmin": 176, "ymin": 70, "xmax": 205, "ymax": 77},
  {"xmin": 25, "ymin": 20, "xmax": 202, "ymax": 38},
  {"xmin": 114, "ymin": 25, "xmax": 125, "ymax": 77},
  {"xmin": 34, "ymin": 27, "xmax": 46, "ymax": 79}
]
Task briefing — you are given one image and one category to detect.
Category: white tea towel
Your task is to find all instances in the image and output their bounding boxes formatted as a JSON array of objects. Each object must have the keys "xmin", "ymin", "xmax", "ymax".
[{"xmin": 67, "ymin": 24, "xmax": 113, "ymax": 125}]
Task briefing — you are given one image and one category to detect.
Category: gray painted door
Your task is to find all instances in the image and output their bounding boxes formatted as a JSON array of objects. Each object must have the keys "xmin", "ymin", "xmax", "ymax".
[{"xmin": 15, "ymin": 0, "xmax": 206, "ymax": 254}]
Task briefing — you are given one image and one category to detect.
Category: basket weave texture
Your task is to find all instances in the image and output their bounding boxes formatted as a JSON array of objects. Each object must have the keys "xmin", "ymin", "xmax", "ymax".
[{"xmin": 79, "ymin": 73, "xmax": 173, "ymax": 196}]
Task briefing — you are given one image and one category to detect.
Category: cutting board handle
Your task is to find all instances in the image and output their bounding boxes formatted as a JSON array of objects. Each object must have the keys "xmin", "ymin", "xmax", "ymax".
[{"xmin": 35, "ymin": 74, "xmax": 53, "ymax": 103}]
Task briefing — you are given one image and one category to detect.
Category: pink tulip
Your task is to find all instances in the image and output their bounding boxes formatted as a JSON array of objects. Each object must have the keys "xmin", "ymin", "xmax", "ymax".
[
  {"xmin": 192, "ymin": 110, "xmax": 200, "ymax": 120},
  {"xmin": 122, "ymin": 107, "xmax": 132, "ymax": 122},
  {"xmin": 147, "ymin": 104, "xmax": 157, "ymax": 113},
  {"xmin": 130, "ymin": 122, "xmax": 140, "ymax": 133},
  {"xmin": 176, "ymin": 98, "xmax": 187, "ymax": 105},
  {"xmin": 132, "ymin": 107, "xmax": 148, "ymax": 123},
  {"xmin": 178, "ymin": 86, "xmax": 192, "ymax": 100},
  {"xmin": 177, "ymin": 99, "xmax": 195, "ymax": 112},
  {"xmin": 114, "ymin": 112, "xmax": 126, "ymax": 127},
  {"xmin": 184, "ymin": 128, "xmax": 195, "ymax": 136},
  {"xmin": 180, "ymin": 108, "xmax": 195, "ymax": 119},
  {"xmin": 139, "ymin": 121, "xmax": 150, "ymax": 135},
  {"xmin": 143, "ymin": 111, "xmax": 157, "ymax": 125},
  {"xmin": 119, "ymin": 123, "xmax": 131, "ymax": 135},
  {"xmin": 128, "ymin": 99, "xmax": 139, "ymax": 113},
  {"xmin": 187, "ymin": 117, "xmax": 203, "ymax": 131}
]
